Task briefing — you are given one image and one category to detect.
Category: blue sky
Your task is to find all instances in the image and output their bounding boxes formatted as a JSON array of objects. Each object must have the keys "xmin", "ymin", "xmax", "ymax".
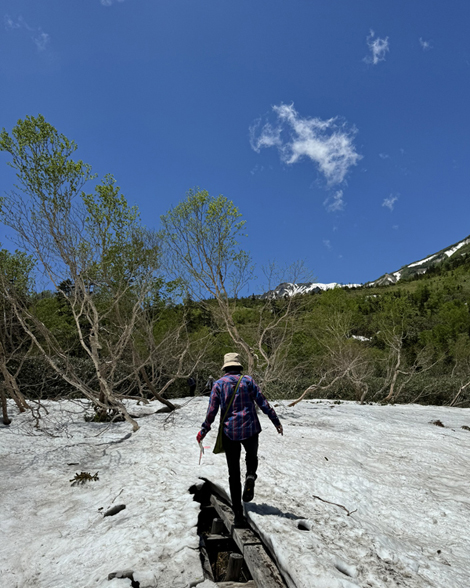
[{"xmin": 1, "ymin": 0, "xmax": 470, "ymax": 290}]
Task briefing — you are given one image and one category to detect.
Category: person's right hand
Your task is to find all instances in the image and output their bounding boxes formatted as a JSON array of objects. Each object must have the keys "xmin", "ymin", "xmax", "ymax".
[{"xmin": 276, "ymin": 424, "xmax": 283, "ymax": 436}]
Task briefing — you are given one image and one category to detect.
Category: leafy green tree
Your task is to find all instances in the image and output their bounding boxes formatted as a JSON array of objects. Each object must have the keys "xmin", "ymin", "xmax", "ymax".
[
  {"xmin": 160, "ymin": 188, "xmax": 258, "ymax": 370},
  {"xmin": 0, "ymin": 115, "xmax": 167, "ymax": 429},
  {"xmin": 160, "ymin": 189, "xmax": 308, "ymax": 392},
  {"xmin": 420, "ymin": 300, "xmax": 470, "ymax": 353}
]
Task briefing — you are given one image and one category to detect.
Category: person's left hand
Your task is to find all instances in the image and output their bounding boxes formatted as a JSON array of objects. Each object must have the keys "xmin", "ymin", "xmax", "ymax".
[{"xmin": 196, "ymin": 431, "xmax": 204, "ymax": 443}]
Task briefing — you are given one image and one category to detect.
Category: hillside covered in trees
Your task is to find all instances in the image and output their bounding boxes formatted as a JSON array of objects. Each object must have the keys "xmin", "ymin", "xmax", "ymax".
[{"xmin": 1, "ymin": 116, "xmax": 469, "ymax": 427}]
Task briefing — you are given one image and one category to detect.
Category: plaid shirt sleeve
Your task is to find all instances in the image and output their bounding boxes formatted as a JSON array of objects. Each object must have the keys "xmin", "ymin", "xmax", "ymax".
[
  {"xmin": 200, "ymin": 384, "xmax": 221, "ymax": 437},
  {"xmin": 248, "ymin": 379, "xmax": 281, "ymax": 429}
]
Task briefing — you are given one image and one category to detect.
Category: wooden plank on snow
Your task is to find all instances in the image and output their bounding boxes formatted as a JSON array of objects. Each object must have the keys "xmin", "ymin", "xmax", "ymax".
[
  {"xmin": 209, "ymin": 495, "xmax": 287, "ymax": 588},
  {"xmin": 244, "ymin": 544, "xmax": 286, "ymax": 588},
  {"xmin": 210, "ymin": 495, "xmax": 262, "ymax": 553}
]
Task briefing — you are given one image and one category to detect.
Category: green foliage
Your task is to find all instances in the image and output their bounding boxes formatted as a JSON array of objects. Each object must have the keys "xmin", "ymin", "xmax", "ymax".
[
  {"xmin": 0, "ymin": 114, "xmax": 94, "ymax": 197},
  {"xmin": 81, "ymin": 174, "xmax": 150, "ymax": 284},
  {"xmin": 0, "ymin": 115, "xmax": 95, "ymax": 255},
  {"xmin": 2, "ymin": 117, "xmax": 470, "ymax": 407},
  {"xmin": 420, "ymin": 300, "xmax": 470, "ymax": 351},
  {"xmin": 160, "ymin": 188, "xmax": 253, "ymax": 299},
  {"xmin": 0, "ymin": 247, "xmax": 36, "ymax": 358},
  {"xmin": 0, "ymin": 247, "xmax": 35, "ymax": 296},
  {"xmin": 32, "ymin": 294, "xmax": 85, "ymax": 355}
]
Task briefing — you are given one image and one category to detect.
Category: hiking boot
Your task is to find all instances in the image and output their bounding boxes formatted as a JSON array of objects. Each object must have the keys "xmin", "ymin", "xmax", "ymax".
[
  {"xmin": 242, "ymin": 474, "xmax": 256, "ymax": 503},
  {"xmin": 233, "ymin": 511, "xmax": 247, "ymax": 528}
]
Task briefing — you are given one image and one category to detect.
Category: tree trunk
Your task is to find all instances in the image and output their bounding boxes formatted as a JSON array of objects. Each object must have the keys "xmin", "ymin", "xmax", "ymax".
[
  {"xmin": 383, "ymin": 345, "xmax": 402, "ymax": 403},
  {"xmin": 140, "ymin": 367, "xmax": 177, "ymax": 411},
  {"xmin": 0, "ymin": 342, "xmax": 29, "ymax": 412},
  {"xmin": 1, "ymin": 384, "xmax": 11, "ymax": 425}
]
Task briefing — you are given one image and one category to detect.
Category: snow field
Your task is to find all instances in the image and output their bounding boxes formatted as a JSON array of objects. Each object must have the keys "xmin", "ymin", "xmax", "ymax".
[{"xmin": 1, "ymin": 398, "xmax": 469, "ymax": 587}]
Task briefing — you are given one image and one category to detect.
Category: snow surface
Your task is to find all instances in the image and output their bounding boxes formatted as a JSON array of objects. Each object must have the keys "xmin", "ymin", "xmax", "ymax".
[
  {"xmin": 444, "ymin": 238, "xmax": 470, "ymax": 258},
  {"xmin": 265, "ymin": 283, "xmax": 362, "ymax": 299},
  {"xmin": 289, "ymin": 283, "xmax": 362, "ymax": 294},
  {"xmin": 407, "ymin": 237, "xmax": 470, "ymax": 269},
  {"xmin": 1, "ymin": 398, "xmax": 470, "ymax": 588},
  {"xmin": 408, "ymin": 256, "xmax": 437, "ymax": 269}
]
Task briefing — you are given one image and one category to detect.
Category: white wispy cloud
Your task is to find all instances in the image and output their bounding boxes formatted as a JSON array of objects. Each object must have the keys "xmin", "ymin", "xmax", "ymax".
[
  {"xmin": 379, "ymin": 153, "xmax": 390, "ymax": 160},
  {"xmin": 364, "ymin": 30, "xmax": 389, "ymax": 65},
  {"xmin": 4, "ymin": 15, "xmax": 21, "ymax": 29},
  {"xmin": 4, "ymin": 14, "xmax": 50, "ymax": 51},
  {"xmin": 382, "ymin": 194, "xmax": 398, "ymax": 211},
  {"xmin": 33, "ymin": 32, "xmax": 50, "ymax": 52},
  {"xmin": 419, "ymin": 38, "xmax": 432, "ymax": 51},
  {"xmin": 250, "ymin": 164, "xmax": 265, "ymax": 176},
  {"xmin": 323, "ymin": 190, "xmax": 345, "ymax": 212},
  {"xmin": 323, "ymin": 239, "xmax": 332, "ymax": 250},
  {"xmin": 101, "ymin": 0, "xmax": 125, "ymax": 5},
  {"xmin": 250, "ymin": 103, "xmax": 361, "ymax": 186}
]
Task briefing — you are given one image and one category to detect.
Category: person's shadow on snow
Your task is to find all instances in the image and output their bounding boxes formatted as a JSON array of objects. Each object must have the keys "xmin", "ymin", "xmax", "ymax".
[{"xmin": 245, "ymin": 502, "xmax": 304, "ymax": 521}]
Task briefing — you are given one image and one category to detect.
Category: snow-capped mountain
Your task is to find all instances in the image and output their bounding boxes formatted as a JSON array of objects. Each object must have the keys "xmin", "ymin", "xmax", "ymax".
[
  {"xmin": 261, "ymin": 234, "xmax": 470, "ymax": 298},
  {"xmin": 368, "ymin": 234, "xmax": 470, "ymax": 286},
  {"xmin": 260, "ymin": 281, "xmax": 361, "ymax": 299}
]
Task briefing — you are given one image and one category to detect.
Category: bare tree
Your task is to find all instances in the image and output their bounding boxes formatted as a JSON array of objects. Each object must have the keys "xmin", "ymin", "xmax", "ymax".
[
  {"xmin": 449, "ymin": 334, "xmax": 470, "ymax": 407},
  {"xmin": 131, "ymin": 305, "xmax": 213, "ymax": 407},
  {"xmin": 0, "ymin": 115, "xmax": 169, "ymax": 431},
  {"xmin": 288, "ymin": 310, "xmax": 373, "ymax": 406},
  {"xmin": 372, "ymin": 297, "xmax": 441, "ymax": 403},
  {"xmin": 160, "ymin": 189, "xmax": 311, "ymax": 395},
  {"xmin": 0, "ymin": 247, "xmax": 35, "ymax": 423},
  {"xmin": 160, "ymin": 188, "xmax": 257, "ymax": 370}
]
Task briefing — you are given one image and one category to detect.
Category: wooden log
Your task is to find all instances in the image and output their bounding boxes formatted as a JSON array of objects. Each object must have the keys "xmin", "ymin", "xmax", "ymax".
[
  {"xmin": 210, "ymin": 495, "xmax": 287, "ymax": 588},
  {"xmin": 244, "ymin": 544, "xmax": 286, "ymax": 588},
  {"xmin": 210, "ymin": 496, "xmax": 261, "ymax": 551},
  {"xmin": 225, "ymin": 553, "xmax": 243, "ymax": 582},
  {"xmin": 233, "ymin": 527, "xmax": 263, "ymax": 549},
  {"xmin": 210, "ymin": 495, "xmax": 235, "ymax": 529},
  {"xmin": 203, "ymin": 534, "xmax": 236, "ymax": 553},
  {"xmin": 211, "ymin": 517, "xmax": 224, "ymax": 534}
]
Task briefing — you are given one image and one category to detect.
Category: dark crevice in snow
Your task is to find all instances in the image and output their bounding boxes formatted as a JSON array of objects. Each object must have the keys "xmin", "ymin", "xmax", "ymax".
[
  {"xmin": 189, "ymin": 480, "xmax": 253, "ymax": 584},
  {"xmin": 297, "ymin": 519, "xmax": 312, "ymax": 531}
]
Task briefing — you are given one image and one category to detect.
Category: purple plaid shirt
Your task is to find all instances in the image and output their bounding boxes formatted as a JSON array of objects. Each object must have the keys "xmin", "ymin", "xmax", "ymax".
[{"xmin": 200, "ymin": 373, "xmax": 281, "ymax": 441}]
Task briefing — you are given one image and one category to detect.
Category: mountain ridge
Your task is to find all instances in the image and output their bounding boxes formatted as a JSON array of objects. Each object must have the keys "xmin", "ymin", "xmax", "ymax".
[
  {"xmin": 369, "ymin": 234, "xmax": 470, "ymax": 286},
  {"xmin": 262, "ymin": 234, "xmax": 470, "ymax": 298}
]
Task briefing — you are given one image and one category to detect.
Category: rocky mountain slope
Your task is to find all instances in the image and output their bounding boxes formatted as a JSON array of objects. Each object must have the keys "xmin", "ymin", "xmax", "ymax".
[
  {"xmin": 369, "ymin": 234, "xmax": 470, "ymax": 286},
  {"xmin": 260, "ymin": 281, "xmax": 361, "ymax": 299},
  {"xmin": 262, "ymin": 234, "xmax": 470, "ymax": 297}
]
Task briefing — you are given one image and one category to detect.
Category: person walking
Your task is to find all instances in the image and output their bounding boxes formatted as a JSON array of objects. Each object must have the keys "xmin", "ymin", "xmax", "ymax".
[
  {"xmin": 203, "ymin": 375, "xmax": 214, "ymax": 396},
  {"xmin": 187, "ymin": 376, "xmax": 196, "ymax": 397},
  {"xmin": 196, "ymin": 352, "xmax": 283, "ymax": 527}
]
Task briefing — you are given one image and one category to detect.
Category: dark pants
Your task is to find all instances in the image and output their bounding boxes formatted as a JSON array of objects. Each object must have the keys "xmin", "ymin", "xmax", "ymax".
[{"xmin": 222, "ymin": 432, "xmax": 259, "ymax": 515}]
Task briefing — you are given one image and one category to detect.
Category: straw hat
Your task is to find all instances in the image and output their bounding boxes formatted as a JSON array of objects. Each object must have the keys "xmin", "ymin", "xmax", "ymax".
[{"xmin": 222, "ymin": 352, "xmax": 243, "ymax": 370}]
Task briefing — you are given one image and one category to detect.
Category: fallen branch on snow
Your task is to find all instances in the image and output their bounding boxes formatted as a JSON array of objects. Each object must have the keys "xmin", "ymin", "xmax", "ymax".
[{"xmin": 312, "ymin": 494, "xmax": 357, "ymax": 516}]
